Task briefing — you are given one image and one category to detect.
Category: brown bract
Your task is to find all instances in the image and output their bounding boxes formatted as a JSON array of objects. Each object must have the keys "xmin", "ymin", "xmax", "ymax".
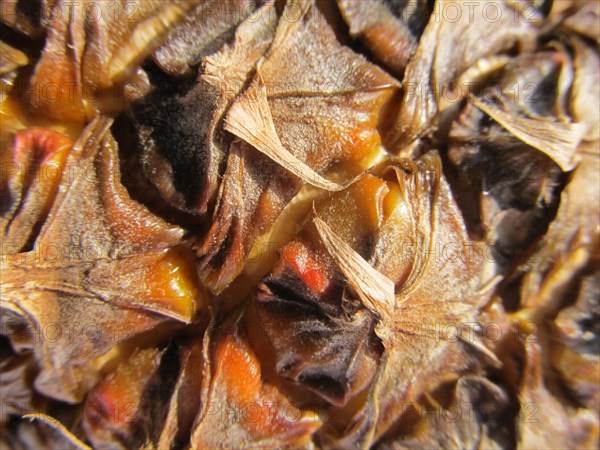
[
  {"xmin": 27, "ymin": 1, "xmax": 196, "ymax": 122},
  {"xmin": 134, "ymin": 1, "xmax": 280, "ymax": 216},
  {"xmin": 82, "ymin": 347, "xmax": 177, "ymax": 449},
  {"xmin": 517, "ymin": 342, "xmax": 599, "ymax": 449},
  {"xmin": 152, "ymin": 0, "xmax": 261, "ymax": 76},
  {"xmin": 0, "ymin": 345, "xmax": 37, "ymax": 425},
  {"xmin": 378, "ymin": 376, "xmax": 513, "ymax": 449},
  {"xmin": 448, "ymin": 48, "xmax": 587, "ymax": 267},
  {"xmin": 1, "ymin": 118, "xmax": 200, "ymax": 402},
  {"xmin": 0, "ymin": 0, "xmax": 42, "ymax": 37},
  {"xmin": 190, "ymin": 308, "xmax": 321, "ymax": 449},
  {"xmin": 336, "ymin": 0, "xmax": 430, "ymax": 77},
  {"xmin": 0, "ymin": 41, "xmax": 28, "ymax": 75},
  {"xmin": 256, "ymin": 154, "xmax": 496, "ymax": 447},
  {"xmin": 7, "ymin": 414, "xmax": 91, "ymax": 449},
  {"xmin": 323, "ymin": 155, "xmax": 495, "ymax": 447},
  {"xmin": 390, "ymin": 0, "xmax": 534, "ymax": 149},
  {"xmin": 195, "ymin": 0, "xmax": 398, "ymax": 293},
  {"xmin": 255, "ymin": 175, "xmax": 390, "ymax": 407},
  {"xmin": 82, "ymin": 340, "xmax": 204, "ymax": 450}
]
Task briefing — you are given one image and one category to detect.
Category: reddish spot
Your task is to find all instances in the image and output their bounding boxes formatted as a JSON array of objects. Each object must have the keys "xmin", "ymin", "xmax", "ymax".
[
  {"xmin": 84, "ymin": 349, "xmax": 160, "ymax": 429},
  {"xmin": 302, "ymin": 268, "xmax": 328, "ymax": 294},
  {"xmin": 281, "ymin": 242, "xmax": 329, "ymax": 294},
  {"xmin": 7, "ymin": 128, "xmax": 73, "ymax": 219},
  {"xmin": 13, "ymin": 128, "xmax": 72, "ymax": 164}
]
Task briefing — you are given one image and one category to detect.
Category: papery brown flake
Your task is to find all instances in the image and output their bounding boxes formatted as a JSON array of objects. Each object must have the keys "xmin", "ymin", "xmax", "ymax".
[
  {"xmin": 471, "ymin": 96, "xmax": 584, "ymax": 171},
  {"xmin": 313, "ymin": 214, "xmax": 395, "ymax": 316},
  {"xmin": 224, "ymin": 76, "xmax": 360, "ymax": 192}
]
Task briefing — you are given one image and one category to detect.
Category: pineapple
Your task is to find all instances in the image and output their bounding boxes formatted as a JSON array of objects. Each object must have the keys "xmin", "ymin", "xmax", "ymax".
[{"xmin": 1, "ymin": 0, "xmax": 598, "ymax": 448}]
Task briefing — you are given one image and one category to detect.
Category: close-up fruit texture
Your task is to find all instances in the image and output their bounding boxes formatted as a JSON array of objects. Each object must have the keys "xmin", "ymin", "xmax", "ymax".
[{"xmin": 0, "ymin": 0, "xmax": 598, "ymax": 448}]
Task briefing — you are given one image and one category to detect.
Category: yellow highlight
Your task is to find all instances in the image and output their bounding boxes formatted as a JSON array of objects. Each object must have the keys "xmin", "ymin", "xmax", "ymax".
[{"xmin": 144, "ymin": 247, "xmax": 201, "ymax": 322}]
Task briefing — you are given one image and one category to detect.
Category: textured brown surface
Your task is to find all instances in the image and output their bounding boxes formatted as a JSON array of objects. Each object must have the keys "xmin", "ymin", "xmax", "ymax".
[{"xmin": 1, "ymin": 0, "xmax": 598, "ymax": 448}]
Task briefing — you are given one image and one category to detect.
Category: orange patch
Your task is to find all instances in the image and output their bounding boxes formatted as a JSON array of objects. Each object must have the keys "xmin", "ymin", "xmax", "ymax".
[
  {"xmin": 216, "ymin": 335, "xmax": 262, "ymax": 405},
  {"xmin": 87, "ymin": 349, "xmax": 160, "ymax": 427}
]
